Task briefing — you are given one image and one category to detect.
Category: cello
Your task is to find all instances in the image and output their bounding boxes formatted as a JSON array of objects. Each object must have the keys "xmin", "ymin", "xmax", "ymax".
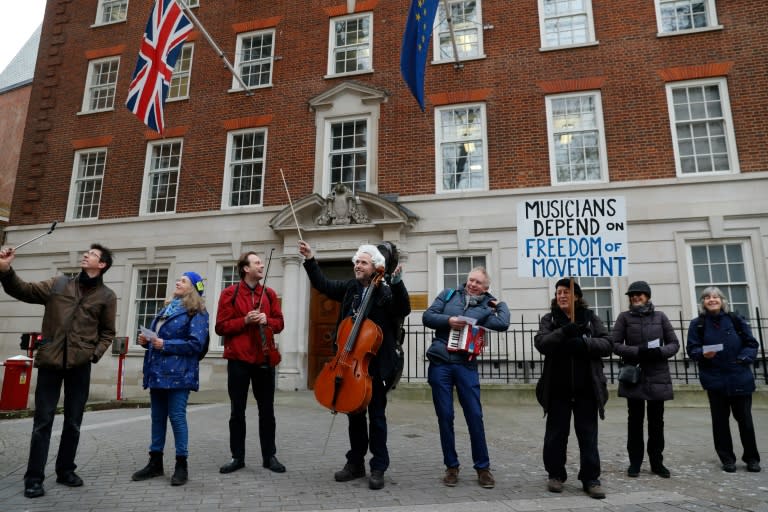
[{"xmin": 313, "ymin": 268, "xmax": 385, "ymax": 415}]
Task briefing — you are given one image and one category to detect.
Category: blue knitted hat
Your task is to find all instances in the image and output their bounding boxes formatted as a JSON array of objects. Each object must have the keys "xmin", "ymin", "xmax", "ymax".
[{"xmin": 183, "ymin": 271, "xmax": 205, "ymax": 296}]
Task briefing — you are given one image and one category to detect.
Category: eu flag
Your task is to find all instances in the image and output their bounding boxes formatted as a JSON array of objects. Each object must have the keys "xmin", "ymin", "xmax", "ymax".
[{"xmin": 400, "ymin": 0, "xmax": 439, "ymax": 111}]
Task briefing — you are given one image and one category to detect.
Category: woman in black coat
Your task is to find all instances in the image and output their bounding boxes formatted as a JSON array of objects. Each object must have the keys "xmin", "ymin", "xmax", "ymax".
[{"xmin": 611, "ymin": 281, "xmax": 679, "ymax": 478}]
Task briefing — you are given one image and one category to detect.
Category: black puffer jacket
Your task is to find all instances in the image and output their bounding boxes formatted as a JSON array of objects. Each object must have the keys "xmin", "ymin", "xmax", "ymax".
[{"xmin": 611, "ymin": 303, "xmax": 679, "ymax": 401}]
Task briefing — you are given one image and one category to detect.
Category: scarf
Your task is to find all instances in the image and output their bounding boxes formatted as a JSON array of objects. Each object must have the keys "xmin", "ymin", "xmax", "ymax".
[
  {"xmin": 629, "ymin": 301, "xmax": 655, "ymax": 316},
  {"xmin": 159, "ymin": 297, "xmax": 186, "ymax": 319}
]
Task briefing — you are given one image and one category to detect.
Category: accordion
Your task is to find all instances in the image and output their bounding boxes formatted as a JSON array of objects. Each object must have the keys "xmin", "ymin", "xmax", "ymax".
[{"xmin": 447, "ymin": 324, "xmax": 486, "ymax": 357}]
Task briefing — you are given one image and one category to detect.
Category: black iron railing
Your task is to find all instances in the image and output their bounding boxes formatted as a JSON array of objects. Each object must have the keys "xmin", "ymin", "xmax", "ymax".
[{"xmin": 400, "ymin": 308, "xmax": 768, "ymax": 385}]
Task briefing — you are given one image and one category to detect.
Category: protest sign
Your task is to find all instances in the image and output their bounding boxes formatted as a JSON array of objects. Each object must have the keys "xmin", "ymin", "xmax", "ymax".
[{"xmin": 517, "ymin": 196, "xmax": 627, "ymax": 278}]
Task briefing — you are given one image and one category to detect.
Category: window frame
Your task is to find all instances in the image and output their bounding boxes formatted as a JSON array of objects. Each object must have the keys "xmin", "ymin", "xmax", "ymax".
[
  {"xmin": 94, "ymin": 0, "xmax": 129, "ymax": 26},
  {"xmin": 432, "ymin": 0, "xmax": 486, "ymax": 64},
  {"xmin": 439, "ymin": 253, "xmax": 490, "ymax": 291},
  {"xmin": 665, "ymin": 77, "xmax": 739, "ymax": 177},
  {"xmin": 66, "ymin": 148, "xmax": 107, "ymax": 221},
  {"xmin": 232, "ymin": 29, "xmax": 275, "ymax": 91},
  {"xmin": 545, "ymin": 90, "xmax": 609, "ymax": 186},
  {"xmin": 655, "ymin": 0, "xmax": 722, "ymax": 36},
  {"xmin": 434, "ymin": 103, "xmax": 489, "ymax": 194},
  {"xmin": 140, "ymin": 138, "xmax": 184, "ymax": 215},
  {"xmin": 126, "ymin": 266, "xmax": 170, "ymax": 352},
  {"xmin": 210, "ymin": 262, "xmax": 240, "ymax": 352},
  {"xmin": 80, "ymin": 57, "xmax": 120, "ymax": 114},
  {"xmin": 687, "ymin": 240, "xmax": 756, "ymax": 318},
  {"xmin": 167, "ymin": 43, "xmax": 194, "ymax": 101},
  {"xmin": 221, "ymin": 128, "xmax": 268, "ymax": 209},
  {"xmin": 326, "ymin": 12, "xmax": 374, "ymax": 77},
  {"xmin": 322, "ymin": 115, "xmax": 371, "ymax": 196},
  {"xmin": 576, "ymin": 277, "xmax": 614, "ymax": 324},
  {"xmin": 537, "ymin": 0, "xmax": 597, "ymax": 50}
]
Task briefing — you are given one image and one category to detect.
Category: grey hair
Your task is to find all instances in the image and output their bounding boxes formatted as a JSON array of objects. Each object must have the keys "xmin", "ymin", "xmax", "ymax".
[
  {"xmin": 352, "ymin": 244, "xmax": 385, "ymax": 268},
  {"xmin": 698, "ymin": 286, "xmax": 730, "ymax": 314},
  {"xmin": 469, "ymin": 266, "xmax": 491, "ymax": 287}
]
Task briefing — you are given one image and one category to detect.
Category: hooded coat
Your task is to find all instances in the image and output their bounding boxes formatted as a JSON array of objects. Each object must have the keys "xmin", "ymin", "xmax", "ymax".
[{"xmin": 534, "ymin": 305, "xmax": 612, "ymax": 418}]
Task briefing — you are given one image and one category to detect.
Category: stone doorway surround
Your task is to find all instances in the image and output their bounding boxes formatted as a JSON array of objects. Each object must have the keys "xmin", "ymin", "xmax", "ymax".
[{"xmin": 269, "ymin": 186, "xmax": 416, "ymax": 390}]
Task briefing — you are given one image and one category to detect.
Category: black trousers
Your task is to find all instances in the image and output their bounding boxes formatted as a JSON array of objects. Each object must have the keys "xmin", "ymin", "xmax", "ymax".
[
  {"xmin": 24, "ymin": 364, "xmax": 91, "ymax": 485},
  {"xmin": 707, "ymin": 391, "xmax": 760, "ymax": 464},
  {"xmin": 543, "ymin": 394, "xmax": 601, "ymax": 484},
  {"xmin": 346, "ymin": 377, "xmax": 390, "ymax": 472},
  {"xmin": 626, "ymin": 398, "xmax": 665, "ymax": 467},
  {"xmin": 226, "ymin": 359, "xmax": 277, "ymax": 461}
]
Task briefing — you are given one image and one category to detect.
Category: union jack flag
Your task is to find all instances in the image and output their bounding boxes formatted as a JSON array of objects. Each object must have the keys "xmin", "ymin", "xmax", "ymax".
[{"xmin": 126, "ymin": 0, "xmax": 193, "ymax": 133}]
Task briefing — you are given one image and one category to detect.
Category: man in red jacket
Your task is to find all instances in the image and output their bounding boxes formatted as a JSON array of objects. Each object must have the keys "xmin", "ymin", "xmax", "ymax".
[{"xmin": 216, "ymin": 251, "xmax": 286, "ymax": 474}]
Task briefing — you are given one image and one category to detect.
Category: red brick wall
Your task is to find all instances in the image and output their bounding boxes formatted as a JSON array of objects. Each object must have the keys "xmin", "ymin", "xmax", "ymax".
[
  {"xmin": 11, "ymin": 0, "xmax": 767, "ymax": 225},
  {"xmin": 0, "ymin": 84, "xmax": 31, "ymax": 218}
]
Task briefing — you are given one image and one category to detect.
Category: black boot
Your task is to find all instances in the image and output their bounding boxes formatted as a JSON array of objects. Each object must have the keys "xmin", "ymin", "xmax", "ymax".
[
  {"xmin": 171, "ymin": 456, "xmax": 188, "ymax": 486},
  {"xmin": 132, "ymin": 451, "xmax": 164, "ymax": 481}
]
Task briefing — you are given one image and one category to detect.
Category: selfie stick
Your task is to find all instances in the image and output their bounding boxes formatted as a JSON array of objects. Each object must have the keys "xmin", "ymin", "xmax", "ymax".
[{"xmin": 13, "ymin": 221, "xmax": 58, "ymax": 251}]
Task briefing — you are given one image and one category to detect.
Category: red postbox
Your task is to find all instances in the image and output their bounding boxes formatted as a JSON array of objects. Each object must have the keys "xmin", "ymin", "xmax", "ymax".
[{"xmin": 0, "ymin": 356, "xmax": 34, "ymax": 410}]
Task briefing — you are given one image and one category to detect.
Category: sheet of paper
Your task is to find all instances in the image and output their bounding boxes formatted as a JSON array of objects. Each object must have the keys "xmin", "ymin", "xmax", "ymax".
[
  {"xmin": 140, "ymin": 325, "xmax": 157, "ymax": 341},
  {"xmin": 703, "ymin": 344, "xmax": 724, "ymax": 353},
  {"xmin": 647, "ymin": 338, "xmax": 661, "ymax": 349}
]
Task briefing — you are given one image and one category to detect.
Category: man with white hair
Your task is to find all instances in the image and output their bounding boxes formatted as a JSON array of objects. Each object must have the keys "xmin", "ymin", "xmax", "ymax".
[{"xmin": 298, "ymin": 240, "xmax": 411, "ymax": 490}]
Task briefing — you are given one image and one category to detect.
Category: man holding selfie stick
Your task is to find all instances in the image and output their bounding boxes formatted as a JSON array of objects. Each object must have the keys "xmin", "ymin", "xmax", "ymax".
[{"xmin": 0, "ymin": 243, "xmax": 116, "ymax": 499}]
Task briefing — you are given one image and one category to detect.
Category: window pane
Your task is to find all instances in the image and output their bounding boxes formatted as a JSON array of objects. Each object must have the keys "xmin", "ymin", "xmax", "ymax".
[
  {"xmin": 240, "ymin": 32, "xmax": 274, "ymax": 88},
  {"xmin": 134, "ymin": 268, "xmax": 168, "ymax": 336},
  {"xmin": 329, "ymin": 119, "xmax": 367, "ymax": 193},
  {"xmin": 147, "ymin": 142, "xmax": 181, "ymax": 213},
  {"xmin": 691, "ymin": 243, "xmax": 750, "ymax": 315},
  {"xmin": 168, "ymin": 45, "xmax": 193, "ymax": 99},
  {"xmin": 671, "ymin": 82, "xmax": 731, "ymax": 174},
  {"xmin": 332, "ymin": 15, "xmax": 371, "ymax": 74},
  {"xmin": 73, "ymin": 150, "xmax": 106, "ymax": 219},
  {"xmin": 229, "ymin": 131, "xmax": 265, "ymax": 206}
]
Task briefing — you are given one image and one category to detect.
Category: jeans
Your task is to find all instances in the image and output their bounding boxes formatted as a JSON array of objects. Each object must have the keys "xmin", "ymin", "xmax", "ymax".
[
  {"xmin": 626, "ymin": 398, "xmax": 665, "ymax": 467},
  {"xmin": 149, "ymin": 388, "xmax": 191, "ymax": 457},
  {"xmin": 227, "ymin": 359, "xmax": 277, "ymax": 461},
  {"xmin": 543, "ymin": 394, "xmax": 600, "ymax": 484},
  {"xmin": 346, "ymin": 376, "xmax": 389, "ymax": 472},
  {"xmin": 24, "ymin": 364, "xmax": 91, "ymax": 485},
  {"xmin": 707, "ymin": 391, "xmax": 760, "ymax": 464},
  {"xmin": 428, "ymin": 362, "xmax": 490, "ymax": 470}
]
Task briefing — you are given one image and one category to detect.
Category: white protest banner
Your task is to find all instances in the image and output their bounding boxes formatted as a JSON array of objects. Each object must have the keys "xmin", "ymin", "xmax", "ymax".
[{"xmin": 517, "ymin": 196, "xmax": 628, "ymax": 278}]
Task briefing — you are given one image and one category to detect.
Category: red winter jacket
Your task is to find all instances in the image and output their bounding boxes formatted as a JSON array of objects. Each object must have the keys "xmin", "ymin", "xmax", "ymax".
[{"xmin": 215, "ymin": 280, "xmax": 284, "ymax": 366}]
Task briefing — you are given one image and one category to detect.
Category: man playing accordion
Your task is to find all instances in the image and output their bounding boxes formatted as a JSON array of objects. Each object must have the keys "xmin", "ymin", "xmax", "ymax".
[{"xmin": 423, "ymin": 267, "xmax": 510, "ymax": 489}]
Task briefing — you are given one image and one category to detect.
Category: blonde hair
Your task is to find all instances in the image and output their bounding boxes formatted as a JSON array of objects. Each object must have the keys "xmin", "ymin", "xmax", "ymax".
[
  {"xmin": 698, "ymin": 286, "xmax": 729, "ymax": 314},
  {"xmin": 166, "ymin": 286, "xmax": 206, "ymax": 315}
]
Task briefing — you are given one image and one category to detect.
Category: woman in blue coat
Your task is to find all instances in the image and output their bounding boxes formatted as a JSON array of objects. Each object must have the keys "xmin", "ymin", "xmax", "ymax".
[
  {"xmin": 132, "ymin": 271, "xmax": 209, "ymax": 486},
  {"xmin": 686, "ymin": 286, "xmax": 761, "ymax": 473},
  {"xmin": 423, "ymin": 267, "xmax": 510, "ymax": 489}
]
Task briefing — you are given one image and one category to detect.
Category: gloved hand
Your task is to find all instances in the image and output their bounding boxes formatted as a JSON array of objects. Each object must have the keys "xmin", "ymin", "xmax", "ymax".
[
  {"xmin": 638, "ymin": 345, "xmax": 663, "ymax": 362},
  {"xmin": 561, "ymin": 322, "xmax": 580, "ymax": 338},
  {"xmin": 565, "ymin": 335, "xmax": 588, "ymax": 354}
]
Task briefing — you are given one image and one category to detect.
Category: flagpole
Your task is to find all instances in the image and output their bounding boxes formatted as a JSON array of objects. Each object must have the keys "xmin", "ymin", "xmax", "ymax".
[
  {"xmin": 440, "ymin": 0, "xmax": 464, "ymax": 69},
  {"xmin": 173, "ymin": 0, "xmax": 253, "ymax": 95}
]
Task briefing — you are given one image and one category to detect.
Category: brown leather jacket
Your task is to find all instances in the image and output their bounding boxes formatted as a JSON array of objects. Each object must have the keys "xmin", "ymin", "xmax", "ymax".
[{"xmin": 0, "ymin": 269, "xmax": 117, "ymax": 369}]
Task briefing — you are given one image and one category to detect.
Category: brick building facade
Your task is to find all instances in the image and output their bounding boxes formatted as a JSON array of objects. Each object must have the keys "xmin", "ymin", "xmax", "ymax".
[{"xmin": 2, "ymin": 0, "xmax": 766, "ymax": 399}]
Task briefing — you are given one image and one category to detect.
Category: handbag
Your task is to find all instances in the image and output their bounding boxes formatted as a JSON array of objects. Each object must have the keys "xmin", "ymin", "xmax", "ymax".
[{"xmin": 618, "ymin": 363, "xmax": 642, "ymax": 385}]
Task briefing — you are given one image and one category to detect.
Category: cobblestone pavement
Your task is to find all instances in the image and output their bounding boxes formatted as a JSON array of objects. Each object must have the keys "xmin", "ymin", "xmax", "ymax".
[{"xmin": 0, "ymin": 390, "xmax": 766, "ymax": 511}]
